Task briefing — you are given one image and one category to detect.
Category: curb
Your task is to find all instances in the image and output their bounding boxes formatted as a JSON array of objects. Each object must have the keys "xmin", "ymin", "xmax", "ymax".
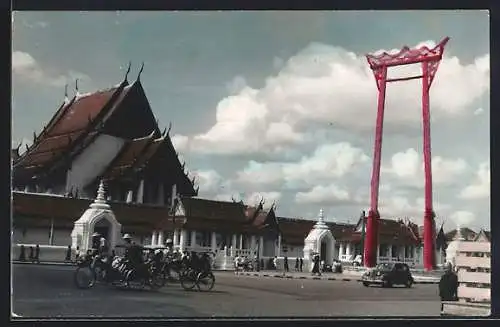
[{"xmin": 238, "ymin": 272, "xmax": 438, "ymax": 284}]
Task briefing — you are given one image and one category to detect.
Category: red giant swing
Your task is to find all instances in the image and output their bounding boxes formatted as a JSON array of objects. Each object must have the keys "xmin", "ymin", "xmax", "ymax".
[{"xmin": 363, "ymin": 37, "xmax": 450, "ymax": 271}]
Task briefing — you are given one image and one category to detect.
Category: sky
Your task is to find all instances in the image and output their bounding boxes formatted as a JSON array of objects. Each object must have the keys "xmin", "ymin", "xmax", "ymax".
[{"xmin": 12, "ymin": 11, "xmax": 490, "ymax": 232}]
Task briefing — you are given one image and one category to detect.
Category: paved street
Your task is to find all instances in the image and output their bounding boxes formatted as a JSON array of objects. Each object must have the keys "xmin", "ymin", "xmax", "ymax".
[{"xmin": 12, "ymin": 264, "xmax": 441, "ymax": 318}]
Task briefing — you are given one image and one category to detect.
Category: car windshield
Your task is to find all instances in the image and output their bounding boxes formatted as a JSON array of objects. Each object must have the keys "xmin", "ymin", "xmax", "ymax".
[{"xmin": 376, "ymin": 263, "xmax": 394, "ymax": 270}]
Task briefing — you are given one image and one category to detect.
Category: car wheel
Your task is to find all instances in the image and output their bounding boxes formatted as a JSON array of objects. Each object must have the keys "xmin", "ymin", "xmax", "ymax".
[
  {"xmin": 362, "ymin": 282, "xmax": 369, "ymax": 287},
  {"xmin": 383, "ymin": 280, "xmax": 392, "ymax": 288},
  {"xmin": 405, "ymin": 279, "xmax": 413, "ymax": 288}
]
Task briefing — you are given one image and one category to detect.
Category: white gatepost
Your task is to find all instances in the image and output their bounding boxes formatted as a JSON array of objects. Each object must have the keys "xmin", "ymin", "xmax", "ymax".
[
  {"xmin": 190, "ymin": 230, "xmax": 197, "ymax": 248},
  {"xmin": 179, "ymin": 230, "xmax": 186, "ymax": 252},
  {"xmin": 157, "ymin": 230, "xmax": 164, "ymax": 247},
  {"xmin": 173, "ymin": 229, "xmax": 179, "ymax": 246},
  {"xmin": 151, "ymin": 231, "xmax": 158, "ymax": 246},
  {"xmin": 250, "ymin": 235, "xmax": 256, "ymax": 257},
  {"xmin": 346, "ymin": 243, "xmax": 351, "ymax": 260},
  {"xmin": 211, "ymin": 232, "xmax": 217, "ymax": 253},
  {"xmin": 71, "ymin": 180, "xmax": 122, "ymax": 252}
]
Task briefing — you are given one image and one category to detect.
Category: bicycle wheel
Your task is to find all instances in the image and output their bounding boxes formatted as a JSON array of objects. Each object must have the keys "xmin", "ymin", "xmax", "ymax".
[
  {"xmin": 180, "ymin": 270, "xmax": 196, "ymax": 290},
  {"xmin": 196, "ymin": 271, "xmax": 215, "ymax": 292},
  {"xmin": 74, "ymin": 266, "xmax": 96, "ymax": 289}
]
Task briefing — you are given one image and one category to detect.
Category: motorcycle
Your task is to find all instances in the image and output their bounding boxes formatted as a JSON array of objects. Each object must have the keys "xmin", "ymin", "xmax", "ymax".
[{"xmin": 73, "ymin": 252, "xmax": 164, "ymax": 290}]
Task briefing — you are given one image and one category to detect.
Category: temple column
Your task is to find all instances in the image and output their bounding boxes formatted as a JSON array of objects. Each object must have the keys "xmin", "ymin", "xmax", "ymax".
[
  {"xmin": 250, "ymin": 235, "xmax": 256, "ymax": 256},
  {"xmin": 179, "ymin": 230, "xmax": 186, "ymax": 252},
  {"xmin": 137, "ymin": 179, "xmax": 145, "ymax": 204},
  {"xmin": 126, "ymin": 190, "xmax": 133, "ymax": 203},
  {"xmin": 239, "ymin": 234, "xmax": 244, "ymax": 249},
  {"xmin": 277, "ymin": 234, "xmax": 282, "ymax": 257},
  {"xmin": 387, "ymin": 244, "xmax": 393, "ymax": 261},
  {"xmin": 157, "ymin": 183, "xmax": 164, "ymax": 205},
  {"xmin": 211, "ymin": 232, "xmax": 217, "ymax": 253},
  {"xmin": 151, "ymin": 231, "xmax": 158, "ymax": 246},
  {"xmin": 173, "ymin": 229, "xmax": 179, "ymax": 246},
  {"xmin": 157, "ymin": 230, "xmax": 164, "ymax": 247},
  {"xmin": 346, "ymin": 243, "xmax": 352, "ymax": 259},
  {"xmin": 339, "ymin": 243, "xmax": 345, "ymax": 261},
  {"xmin": 232, "ymin": 234, "xmax": 237, "ymax": 248},
  {"xmin": 259, "ymin": 236, "xmax": 264, "ymax": 258},
  {"xmin": 48, "ymin": 217, "xmax": 54, "ymax": 246},
  {"xmin": 190, "ymin": 230, "xmax": 197, "ymax": 248},
  {"xmin": 376, "ymin": 244, "xmax": 380, "ymax": 263}
]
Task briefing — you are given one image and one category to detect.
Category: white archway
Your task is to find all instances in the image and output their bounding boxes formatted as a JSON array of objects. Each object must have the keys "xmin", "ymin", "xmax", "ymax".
[
  {"xmin": 303, "ymin": 209, "xmax": 336, "ymax": 271},
  {"xmin": 71, "ymin": 180, "xmax": 122, "ymax": 251}
]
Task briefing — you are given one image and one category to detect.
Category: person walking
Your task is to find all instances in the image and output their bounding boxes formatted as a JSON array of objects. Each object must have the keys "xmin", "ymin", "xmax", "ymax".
[
  {"xmin": 295, "ymin": 257, "xmax": 299, "ymax": 272},
  {"xmin": 284, "ymin": 256, "xmax": 289, "ymax": 273},
  {"xmin": 299, "ymin": 257, "xmax": 303, "ymax": 272},
  {"xmin": 273, "ymin": 256, "xmax": 278, "ymax": 271},
  {"xmin": 439, "ymin": 263, "xmax": 459, "ymax": 300}
]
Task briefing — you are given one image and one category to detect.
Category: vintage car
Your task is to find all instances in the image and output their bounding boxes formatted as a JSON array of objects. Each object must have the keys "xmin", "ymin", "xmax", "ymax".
[{"xmin": 361, "ymin": 262, "xmax": 414, "ymax": 288}]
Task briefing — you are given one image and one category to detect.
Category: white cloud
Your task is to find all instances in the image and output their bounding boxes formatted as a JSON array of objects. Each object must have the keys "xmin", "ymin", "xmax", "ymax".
[
  {"xmin": 378, "ymin": 195, "xmax": 452, "ymax": 223},
  {"xmin": 226, "ymin": 75, "xmax": 248, "ymax": 94},
  {"xmin": 295, "ymin": 184, "xmax": 350, "ymax": 205},
  {"xmin": 474, "ymin": 107, "xmax": 485, "ymax": 115},
  {"xmin": 383, "ymin": 148, "xmax": 468, "ymax": 186},
  {"xmin": 12, "ymin": 51, "xmax": 90, "ymax": 87},
  {"xmin": 192, "ymin": 170, "xmax": 229, "ymax": 194},
  {"xmin": 245, "ymin": 191, "xmax": 282, "ymax": 206},
  {"xmin": 176, "ymin": 40, "xmax": 489, "ymax": 156},
  {"xmin": 171, "ymin": 134, "xmax": 189, "ymax": 153},
  {"xmin": 450, "ymin": 210, "xmax": 476, "ymax": 226},
  {"xmin": 236, "ymin": 142, "xmax": 369, "ymax": 188},
  {"xmin": 460, "ymin": 161, "xmax": 490, "ymax": 199}
]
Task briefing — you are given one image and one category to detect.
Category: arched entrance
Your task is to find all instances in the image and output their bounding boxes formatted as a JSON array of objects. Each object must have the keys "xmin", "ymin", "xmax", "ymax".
[
  {"xmin": 94, "ymin": 218, "xmax": 111, "ymax": 240},
  {"xmin": 319, "ymin": 234, "xmax": 334, "ymax": 265}
]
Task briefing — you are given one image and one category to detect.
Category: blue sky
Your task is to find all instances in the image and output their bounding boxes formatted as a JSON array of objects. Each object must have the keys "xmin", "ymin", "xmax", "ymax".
[{"xmin": 12, "ymin": 11, "xmax": 490, "ymax": 231}]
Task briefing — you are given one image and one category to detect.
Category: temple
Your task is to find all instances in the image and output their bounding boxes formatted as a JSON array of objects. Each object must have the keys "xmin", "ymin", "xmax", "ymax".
[
  {"xmin": 12, "ymin": 67, "xmax": 197, "ymax": 204},
  {"xmin": 12, "ymin": 67, "xmax": 455, "ymax": 271}
]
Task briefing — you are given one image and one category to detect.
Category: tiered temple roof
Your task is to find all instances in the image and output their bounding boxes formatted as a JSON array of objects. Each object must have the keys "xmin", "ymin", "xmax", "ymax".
[{"xmin": 12, "ymin": 71, "xmax": 197, "ymax": 197}]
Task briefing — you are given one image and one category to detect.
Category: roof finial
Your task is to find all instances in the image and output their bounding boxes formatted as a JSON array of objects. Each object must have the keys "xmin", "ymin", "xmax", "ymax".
[
  {"xmin": 167, "ymin": 122, "xmax": 172, "ymax": 136},
  {"xmin": 90, "ymin": 179, "xmax": 111, "ymax": 209},
  {"xmin": 124, "ymin": 61, "xmax": 132, "ymax": 82},
  {"xmin": 162, "ymin": 127, "xmax": 167, "ymax": 136},
  {"xmin": 137, "ymin": 62, "xmax": 144, "ymax": 81},
  {"xmin": 318, "ymin": 208, "xmax": 325, "ymax": 223},
  {"xmin": 75, "ymin": 78, "xmax": 79, "ymax": 96},
  {"xmin": 64, "ymin": 84, "xmax": 68, "ymax": 101}
]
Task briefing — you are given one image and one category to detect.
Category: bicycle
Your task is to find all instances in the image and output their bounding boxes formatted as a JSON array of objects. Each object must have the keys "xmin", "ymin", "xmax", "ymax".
[{"xmin": 180, "ymin": 267, "xmax": 215, "ymax": 292}]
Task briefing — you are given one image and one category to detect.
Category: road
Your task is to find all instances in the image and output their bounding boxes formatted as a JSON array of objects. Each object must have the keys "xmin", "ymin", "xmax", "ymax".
[{"xmin": 12, "ymin": 264, "xmax": 441, "ymax": 317}]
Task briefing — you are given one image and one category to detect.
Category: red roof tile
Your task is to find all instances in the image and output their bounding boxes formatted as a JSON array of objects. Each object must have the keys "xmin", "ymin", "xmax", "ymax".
[
  {"xmin": 105, "ymin": 133, "xmax": 155, "ymax": 178},
  {"xmin": 49, "ymin": 88, "xmax": 119, "ymax": 136},
  {"xmin": 179, "ymin": 197, "xmax": 248, "ymax": 222}
]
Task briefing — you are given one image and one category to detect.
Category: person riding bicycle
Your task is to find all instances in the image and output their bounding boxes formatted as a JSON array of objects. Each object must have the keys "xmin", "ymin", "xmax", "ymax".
[{"xmin": 122, "ymin": 234, "xmax": 144, "ymax": 280}]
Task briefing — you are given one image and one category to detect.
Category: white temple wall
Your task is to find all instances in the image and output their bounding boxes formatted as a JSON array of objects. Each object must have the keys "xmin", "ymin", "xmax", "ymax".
[
  {"xmin": 282, "ymin": 245, "xmax": 303, "ymax": 258},
  {"xmin": 13, "ymin": 227, "xmax": 50, "ymax": 245},
  {"xmin": 66, "ymin": 134, "xmax": 125, "ymax": 196},
  {"xmin": 13, "ymin": 227, "xmax": 75, "ymax": 246},
  {"xmin": 53, "ymin": 230, "xmax": 72, "ymax": 246}
]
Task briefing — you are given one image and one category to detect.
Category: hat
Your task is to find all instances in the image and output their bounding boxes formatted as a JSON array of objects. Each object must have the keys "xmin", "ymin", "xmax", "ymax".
[
  {"xmin": 122, "ymin": 234, "xmax": 132, "ymax": 240},
  {"xmin": 92, "ymin": 232, "xmax": 101, "ymax": 237},
  {"xmin": 165, "ymin": 238, "xmax": 173, "ymax": 244}
]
